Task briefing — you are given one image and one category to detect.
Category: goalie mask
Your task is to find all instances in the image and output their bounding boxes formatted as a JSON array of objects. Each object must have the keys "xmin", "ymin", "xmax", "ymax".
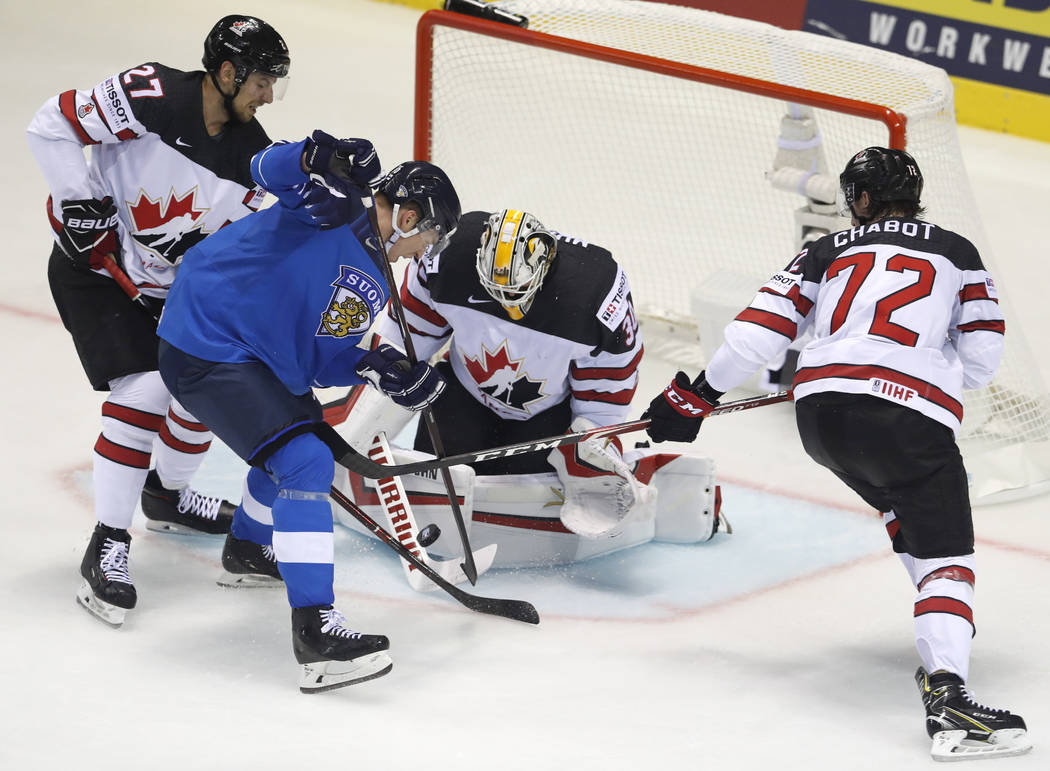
[{"xmin": 476, "ymin": 209, "xmax": 557, "ymax": 319}]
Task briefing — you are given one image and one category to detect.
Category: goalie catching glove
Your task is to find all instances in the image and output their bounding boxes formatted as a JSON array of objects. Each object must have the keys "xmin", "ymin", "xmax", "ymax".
[
  {"xmin": 548, "ymin": 417, "xmax": 655, "ymax": 539},
  {"xmin": 644, "ymin": 371, "xmax": 724, "ymax": 443},
  {"xmin": 354, "ymin": 344, "xmax": 445, "ymax": 412},
  {"xmin": 302, "ymin": 130, "xmax": 381, "ymax": 195},
  {"xmin": 56, "ymin": 196, "xmax": 120, "ymax": 270}
]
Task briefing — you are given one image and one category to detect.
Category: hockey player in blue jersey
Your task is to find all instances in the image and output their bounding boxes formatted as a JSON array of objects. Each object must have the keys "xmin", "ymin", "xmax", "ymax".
[{"xmin": 157, "ymin": 131, "xmax": 462, "ymax": 692}]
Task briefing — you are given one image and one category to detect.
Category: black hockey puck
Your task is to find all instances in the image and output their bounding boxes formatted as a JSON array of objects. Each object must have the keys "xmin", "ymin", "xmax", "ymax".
[{"xmin": 417, "ymin": 523, "xmax": 440, "ymax": 548}]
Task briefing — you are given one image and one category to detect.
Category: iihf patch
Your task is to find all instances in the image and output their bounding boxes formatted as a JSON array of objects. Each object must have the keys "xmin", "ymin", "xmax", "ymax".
[{"xmin": 316, "ymin": 266, "xmax": 385, "ymax": 338}]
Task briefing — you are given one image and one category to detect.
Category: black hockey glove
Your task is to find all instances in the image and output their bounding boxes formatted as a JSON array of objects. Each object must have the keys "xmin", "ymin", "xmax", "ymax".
[
  {"xmin": 642, "ymin": 370, "xmax": 723, "ymax": 443},
  {"xmin": 58, "ymin": 196, "xmax": 120, "ymax": 270},
  {"xmin": 303, "ymin": 130, "xmax": 381, "ymax": 194},
  {"xmin": 355, "ymin": 344, "xmax": 446, "ymax": 412},
  {"xmin": 300, "ymin": 180, "xmax": 360, "ymax": 230}
]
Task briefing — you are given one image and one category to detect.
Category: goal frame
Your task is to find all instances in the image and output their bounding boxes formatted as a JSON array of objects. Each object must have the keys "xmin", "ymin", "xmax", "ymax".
[{"xmin": 414, "ymin": 10, "xmax": 907, "ymax": 158}]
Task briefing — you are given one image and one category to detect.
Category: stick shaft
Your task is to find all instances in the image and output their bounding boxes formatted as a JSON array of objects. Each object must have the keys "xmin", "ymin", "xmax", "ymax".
[
  {"xmin": 334, "ymin": 390, "xmax": 793, "ymax": 478},
  {"xmin": 362, "ymin": 194, "xmax": 478, "ymax": 584}
]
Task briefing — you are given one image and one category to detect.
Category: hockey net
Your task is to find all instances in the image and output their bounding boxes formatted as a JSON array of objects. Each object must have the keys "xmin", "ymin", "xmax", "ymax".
[{"xmin": 415, "ymin": 0, "xmax": 1050, "ymax": 501}]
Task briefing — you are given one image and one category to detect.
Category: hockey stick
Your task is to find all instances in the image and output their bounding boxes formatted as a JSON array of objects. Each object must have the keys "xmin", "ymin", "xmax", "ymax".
[
  {"xmin": 361, "ymin": 192, "xmax": 479, "ymax": 585},
  {"xmin": 364, "ymin": 431, "xmax": 496, "ymax": 591},
  {"xmin": 331, "ymin": 389, "xmax": 793, "ymax": 479},
  {"xmin": 329, "ymin": 485, "xmax": 539, "ymax": 624},
  {"xmin": 100, "ymin": 254, "xmax": 159, "ymax": 320}
]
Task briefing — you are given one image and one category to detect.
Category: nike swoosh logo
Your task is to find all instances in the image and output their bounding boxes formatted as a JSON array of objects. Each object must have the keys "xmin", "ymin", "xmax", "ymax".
[
  {"xmin": 175, "ymin": 137, "xmax": 192, "ymax": 147},
  {"xmin": 467, "ymin": 295, "xmax": 494, "ymax": 304}
]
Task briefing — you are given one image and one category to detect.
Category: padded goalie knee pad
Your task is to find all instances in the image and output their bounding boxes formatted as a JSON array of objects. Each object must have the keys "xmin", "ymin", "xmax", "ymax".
[
  {"xmin": 625, "ymin": 450, "xmax": 720, "ymax": 543},
  {"xmin": 335, "ymin": 384, "xmax": 415, "ymax": 454}
]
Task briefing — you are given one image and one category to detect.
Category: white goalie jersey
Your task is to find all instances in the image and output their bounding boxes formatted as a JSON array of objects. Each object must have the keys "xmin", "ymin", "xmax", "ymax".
[
  {"xmin": 27, "ymin": 62, "xmax": 270, "ymax": 297},
  {"xmin": 372, "ymin": 210, "xmax": 644, "ymax": 427},
  {"xmin": 706, "ymin": 218, "xmax": 1006, "ymax": 435}
]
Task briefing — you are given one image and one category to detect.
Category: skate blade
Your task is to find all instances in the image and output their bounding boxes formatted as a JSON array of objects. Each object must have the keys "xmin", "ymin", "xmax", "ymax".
[
  {"xmin": 930, "ymin": 728, "xmax": 1032, "ymax": 762},
  {"xmin": 299, "ymin": 652, "xmax": 393, "ymax": 694},
  {"xmin": 216, "ymin": 571, "xmax": 283, "ymax": 588},
  {"xmin": 75, "ymin": 582, "xmax": 128, "ymax": 628},
  {"xmin": 145, "ymin": 519, "xmax": 225, "ymax": 536}
]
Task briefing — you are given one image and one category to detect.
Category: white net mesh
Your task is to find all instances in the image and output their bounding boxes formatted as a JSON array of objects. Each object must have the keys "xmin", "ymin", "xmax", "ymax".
[{"xmin": 419, "ymin": 0, "xmax": 1050, "ymax": 499}]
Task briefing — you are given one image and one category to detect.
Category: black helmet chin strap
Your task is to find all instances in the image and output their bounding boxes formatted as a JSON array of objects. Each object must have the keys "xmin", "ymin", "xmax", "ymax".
[{"xmin": 208, "ymin": 70, "xmax": 240, "ymax": 121}]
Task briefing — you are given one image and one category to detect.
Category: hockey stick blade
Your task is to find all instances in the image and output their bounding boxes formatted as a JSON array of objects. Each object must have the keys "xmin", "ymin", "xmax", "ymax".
[
  {"xmin": 329, "ymin": 486, "xmax": 539, "ymax": 624},
  {"xmin": 334, "ymin": 390, "xmax": 793, "ymax": 479},
  {"xmin": 407, "ymin": 544, "xmax": 498, "ymax": 593}
]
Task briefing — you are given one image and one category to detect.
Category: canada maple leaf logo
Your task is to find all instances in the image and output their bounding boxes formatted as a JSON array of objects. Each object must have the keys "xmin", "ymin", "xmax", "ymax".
[
  {"xmin": 127, "ymin": 188, "xmax": 211, "ymax": 266},
  {"xmin": 463, "ymin": 341, "xmax": 545, "ymax": 413}
]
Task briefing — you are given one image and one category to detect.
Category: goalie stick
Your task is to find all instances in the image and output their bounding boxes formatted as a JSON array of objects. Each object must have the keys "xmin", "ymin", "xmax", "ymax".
[
  {"xmin": 329, "ymin": 390, "xmax": 793, "ymax": 479},
  {"xmin": 362, "ymin": 192, "xmax": 480, "ymax": 585},
  {"xmin": 329, "ymin": 485, "xmax": 539, "ymax": 624}
]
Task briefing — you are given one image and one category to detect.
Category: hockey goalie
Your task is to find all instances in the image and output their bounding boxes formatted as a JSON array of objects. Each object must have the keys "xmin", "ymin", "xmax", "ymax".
[{"xmin": 330, "ymin": 208, "xmax": 725, "ymax": 581}]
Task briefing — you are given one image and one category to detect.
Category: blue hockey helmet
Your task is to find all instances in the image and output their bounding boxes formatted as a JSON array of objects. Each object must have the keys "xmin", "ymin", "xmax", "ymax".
[{"xmin": 377, "ymin": 161, "xmax": 462, "ymax": 253}]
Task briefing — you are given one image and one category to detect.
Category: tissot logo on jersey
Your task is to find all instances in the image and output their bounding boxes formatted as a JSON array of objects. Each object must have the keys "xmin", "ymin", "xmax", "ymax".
[
  {"xmin": 316, "ymin": 266, "xmax": 385, "ymax": 338},
  {"xmin": 598, "ymin": 265, "xmax": 630, "ymax": 330},
  {"xmin": 464, "ymin": 341, "xmax": 546, "ymax": 413},
  {"xmin": 99, "ymin": 77, "xmax": 132, "ymax": 129}
]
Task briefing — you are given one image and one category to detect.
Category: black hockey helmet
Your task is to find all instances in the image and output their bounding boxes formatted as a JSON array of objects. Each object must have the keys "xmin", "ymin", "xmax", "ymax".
[
  {"xmin": 203, "ymin": 15, "xmax": 290, "ymax": 85},
  {"xmin": 839, "ymin": 146, "xmax": 923, "ymax": 209},
  {"xmin": 377, "ymin": 161, "xmax": 462, "ymax": 252}
]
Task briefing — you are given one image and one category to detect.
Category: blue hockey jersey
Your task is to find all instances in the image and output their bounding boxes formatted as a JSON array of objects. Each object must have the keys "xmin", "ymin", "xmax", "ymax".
[{"xmin": 158, "ymin": 139, "xmax": 384, "ymax": 395}]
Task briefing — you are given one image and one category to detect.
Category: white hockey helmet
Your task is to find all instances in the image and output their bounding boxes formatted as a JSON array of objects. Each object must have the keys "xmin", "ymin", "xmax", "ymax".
[{"xmin": 476, "ymin": 209, "xmax": 557, "ymax": 318}]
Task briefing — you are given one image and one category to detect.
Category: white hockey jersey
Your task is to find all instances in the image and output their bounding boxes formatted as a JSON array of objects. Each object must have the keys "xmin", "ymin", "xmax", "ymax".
[
  {"xmin": 373, "ymin": 211, "xmax": 644, "ymax": 427},
  {"xmin": 27, "ymin": 62, "xmax": 269, "ymax": 297},
  {"xmin": 705, "ymin": 218, "xmax": 1005, "ymax": 434}
]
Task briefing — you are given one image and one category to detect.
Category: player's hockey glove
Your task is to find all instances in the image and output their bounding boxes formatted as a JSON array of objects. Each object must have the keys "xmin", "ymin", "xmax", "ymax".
[
  {"xmin": 57, "ymin": 196, "xmax": 120, "ymax": 270},
  {"xmin": 300, "ymin": 180, "xmax": 360, "ymax": 230},
  {"xmin": 303, "ymin": 130, "xmax": 381, "ymax": 194},
  {"xmin": 355, "ymin": 343, "xmax": 446, "ymax": 412},
  {"xmin": 643, "ymin": 370, "xmax": 723, "ymax": 443}
]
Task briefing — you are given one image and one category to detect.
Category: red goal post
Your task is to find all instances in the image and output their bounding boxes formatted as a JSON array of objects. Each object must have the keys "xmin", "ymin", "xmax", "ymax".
[{"xmin": 414, "ymin": 0, "xmax": 1050, "ymax": 501}]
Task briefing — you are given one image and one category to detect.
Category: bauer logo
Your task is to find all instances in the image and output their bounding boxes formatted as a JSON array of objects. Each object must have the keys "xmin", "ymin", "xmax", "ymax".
[
  {"xmin": 316, "ymin": 266, "xmax": 385, "ymax": 338},
  {"xmin": 598, "ymin": 265, "xmax": 630, "ymax": 331}
]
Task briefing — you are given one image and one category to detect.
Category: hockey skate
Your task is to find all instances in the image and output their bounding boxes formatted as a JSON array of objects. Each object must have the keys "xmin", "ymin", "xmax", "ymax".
[
  {"xmin": 292, "ymin": 605, "xmax": 392, "ymax": 693},
  {"xmin": 76, "ymin": 523, "xmax": 137, "ymax": 628},
  {"xmin": 140, "ymin": 469, "xmax": 235, "ymax": 535},
  {"xmin": 216, "ymin": 532, "xmax": 283, "ymax": 588},
  {"xmin": 915, "ymin": 667, "xmax": 1031, "ymax": 761}
]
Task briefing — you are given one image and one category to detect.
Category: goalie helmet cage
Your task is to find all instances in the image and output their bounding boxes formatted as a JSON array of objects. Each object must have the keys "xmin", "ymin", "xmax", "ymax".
[{"xmin": 414, "ymin": 0, "xmax": 1050, "ymax": 502}]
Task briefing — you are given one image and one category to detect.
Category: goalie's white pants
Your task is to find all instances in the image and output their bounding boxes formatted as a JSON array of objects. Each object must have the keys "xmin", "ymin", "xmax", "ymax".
[{"xmin": 332, "ymin": 446, "xmax": 720, "ymax": 569}]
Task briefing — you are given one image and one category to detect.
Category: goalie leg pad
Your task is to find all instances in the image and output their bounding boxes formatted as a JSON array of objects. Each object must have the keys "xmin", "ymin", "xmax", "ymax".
[{"xmin": 624, "ymin": 450, "xmax": 723, "ymax": 543}]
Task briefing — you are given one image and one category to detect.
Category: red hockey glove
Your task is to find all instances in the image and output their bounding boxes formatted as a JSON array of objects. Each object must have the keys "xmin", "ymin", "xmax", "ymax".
[
  {"xmin": 57, "ymin": 196, "xmax": 120, "ymax": 270},
  {"xmin": 643, "ymin": 370, "xmax": 723, "ymax": 443}
]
